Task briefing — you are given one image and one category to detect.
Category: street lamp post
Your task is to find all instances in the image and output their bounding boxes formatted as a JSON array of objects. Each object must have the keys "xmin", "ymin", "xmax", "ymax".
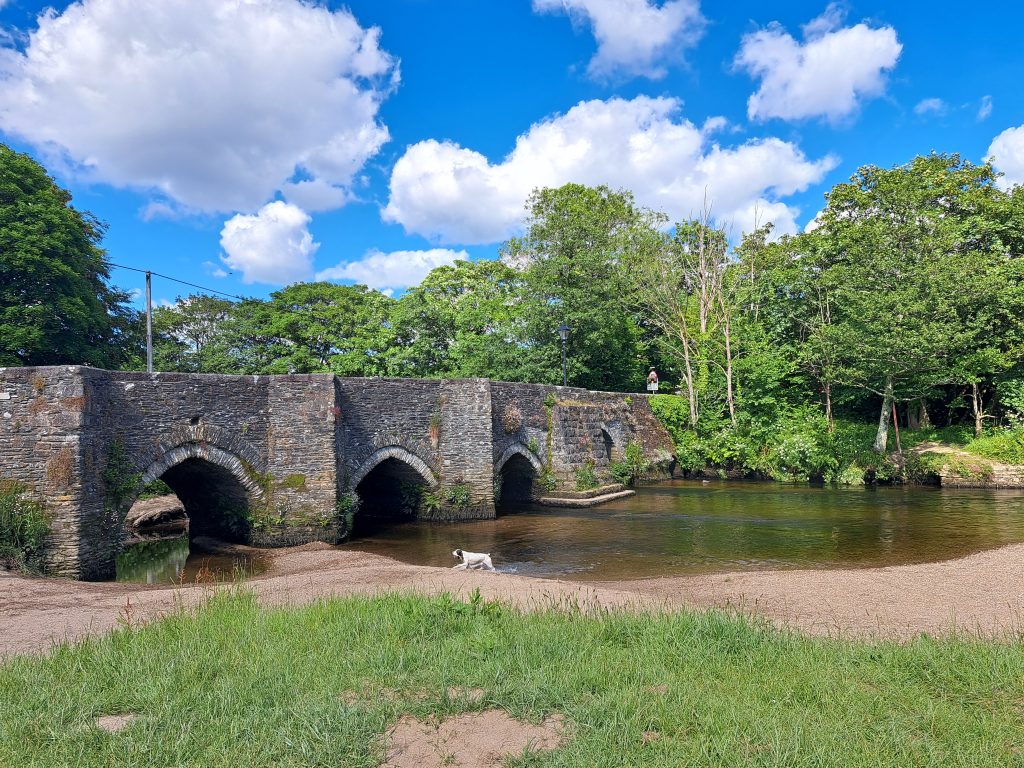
[{"xmin": 557, "ymin": 323, "xmax": 570, "ymax": 387}]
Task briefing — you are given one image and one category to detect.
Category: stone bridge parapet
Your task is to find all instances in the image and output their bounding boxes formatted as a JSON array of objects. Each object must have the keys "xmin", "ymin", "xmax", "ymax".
[{"xmin": 0, "ymin": 366, "xmax": 675, "ymax": 579}]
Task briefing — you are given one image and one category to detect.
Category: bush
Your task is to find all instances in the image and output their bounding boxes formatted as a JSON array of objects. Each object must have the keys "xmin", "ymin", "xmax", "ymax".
[
  {"xmin": 575, "ymin": 459, "xmax": 598, "ymax": 491},
  {"xmin": 609, "ymin": 441, "xmax": 647, "ymax": 486},
  {"xmin": 0, "ymin": 479, "xmax": 50, "ymax": 572},
  {"xmin": 967, "ymin": 427, "xmax": 1024, "ymax": 465},
  {"xmin": 446, "ymin": 482, "xmax": 472, "ymax": 510},
  {"xmin": 649, "ymin": 394, "xmax": 690, "ymax": 447},
  {"xmin": 138, "ymin": 478, "xmax": 173, "ymax": 500}
]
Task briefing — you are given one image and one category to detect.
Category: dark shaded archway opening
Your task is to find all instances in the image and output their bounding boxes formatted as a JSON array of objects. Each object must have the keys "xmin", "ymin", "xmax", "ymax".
[
  {"xmin": 117, "ymin": 457, "xmax": 258, "ymax": 583},
  {"xmin": 159, "ymin": 458, "xmax": 252, "ymax": 541},
  {"xmin": 353, "ymin": 458, "xmax": 428, "ymax": 537},
  {"xmin": 601, "ymin": 429, "xmax": 614, "ymax": 461},
  {"xmin": 497, "ymin": 454, "xmax": 537, "ymax": 513}
]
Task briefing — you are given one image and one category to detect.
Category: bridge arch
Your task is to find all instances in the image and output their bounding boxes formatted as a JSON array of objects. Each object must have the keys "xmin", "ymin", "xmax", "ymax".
[
  {"xmin": 350, "ymin": 446, "xmax": 438, "ymax": 490},
  {"xmin": 495, "ymin": 443, "xmax": 543, "ymax": 510},
  {"xmin": 350, "ymin": 446, "xmax": 438, "ymax": 535},
  {"xmin": 495, "ymin": 443, "xmax": 544, "ymax": 475},
  {"xmin": 127, "ymin": 440, "xmax": 265, "ymax": 542}
]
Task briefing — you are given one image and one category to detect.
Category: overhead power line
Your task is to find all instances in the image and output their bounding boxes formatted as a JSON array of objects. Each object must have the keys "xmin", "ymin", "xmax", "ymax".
[{"xmin": 107, "ymin": 261, "xmax": 248, "ymax": 302}]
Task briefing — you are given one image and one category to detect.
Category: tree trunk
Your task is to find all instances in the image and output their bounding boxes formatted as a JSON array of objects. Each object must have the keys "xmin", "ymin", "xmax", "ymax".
[
  {"xmin": 971, "ymin": 382, "xmax": 983, "ymax": 438},
  {"xmin": 906, "ymin": 402, "xmax": 919, "ymax": 430},
  {"xmin": 874, "ymin": 378, "xmax": 894, "ymax": 453},
  {"xmin": 823, "ymin": 380, "xmax": 834, "ymax": 433},
  {"xmin": 919, "ymin": 399, "xmax": 931, "ymax": 429},
  {"xmin": 722, "ymin": 315, "xmax": 736, "ymax": 427},
  {"xmin": 680, "ymin": 335, "xmax": 698, "ymax": 426}
]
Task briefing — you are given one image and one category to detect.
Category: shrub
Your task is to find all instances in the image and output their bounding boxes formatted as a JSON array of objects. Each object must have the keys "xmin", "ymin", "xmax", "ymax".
[
  {"xmin": 575, "ymin": 459, "xmax": 598, "ymax": 491},
  {"xmin": 946, "ymin": 457, "xmax": 994, "ymax": 481},
  {"xmin": 137, "ymin": 478, "xmax": 173, "ymax": 499},
  {"xmin": 539, "ymin": 470, "xmax": 557, "ymax": 493},
  {"xmin": 0, "ymin": 479, "xmax": 50, "ymax": 572},
  {"xmin": 500, "ymin": 401, "xmax": 522, "ymax": 434},
  {"xmin": 610, "ymin": 441, "xmax": 647, "ymax": 486},
  {"xmin": 446, "ymin": 482, "xmax": 472, "ymax": 510},
  {"xmin": 649, "ymin": 394, "xmax": 690, "ymax": 447},
  {"xmin": 967, "ymin": 427, "xmax": 1024, "ymax": 465}
]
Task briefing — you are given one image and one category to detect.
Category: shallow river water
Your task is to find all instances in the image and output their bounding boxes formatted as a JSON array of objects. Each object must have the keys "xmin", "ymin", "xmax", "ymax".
[{"xmin": 117, "ymin": 480, "xmax": 1024, "ymax": 583}]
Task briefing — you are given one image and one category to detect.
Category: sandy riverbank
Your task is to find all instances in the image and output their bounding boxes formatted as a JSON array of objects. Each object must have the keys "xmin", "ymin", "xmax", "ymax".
[{"xmin": 3, "ymin": 542, "xmax": 1023, "ymax": 656}]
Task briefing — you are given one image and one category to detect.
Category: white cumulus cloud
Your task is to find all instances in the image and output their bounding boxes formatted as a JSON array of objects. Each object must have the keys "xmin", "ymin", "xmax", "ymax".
[
  {"xmin": 978, "ymin": 95, "xmax": 993, "ymax": 122},
  {"xmin": 988, "ymin": 125, "xmax": 1024, "ymax": 189},
  {"xmin": 533, "ymin": 0, "xmax": 704, "ymax": 79},
  {"xmin": 914, "ymin": 98, "xmax": 946, "ymax": 116},
  {"xmin": 220, "ymin": 202, "xmax": 319, "ymax": 285},
  {"xmin": 735, "ymin": 4, "xmax": 902, "ymax": 122},
  {"xmin": 383, "ymin": 96, "xmax": 837, "ymax": 245},
  {"xmin": 317, "ymin": 248, "xmax": 468, "ymax": 292},
  {"xmin": 0, "ymin": 0, "xmax": 396, "ymax": 213}
]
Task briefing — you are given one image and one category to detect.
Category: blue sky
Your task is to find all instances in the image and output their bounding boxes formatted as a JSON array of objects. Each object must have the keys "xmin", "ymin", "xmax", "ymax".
[{"xmin": 1, "ymin": 0, "xmax": 1022, "ymax": 307}]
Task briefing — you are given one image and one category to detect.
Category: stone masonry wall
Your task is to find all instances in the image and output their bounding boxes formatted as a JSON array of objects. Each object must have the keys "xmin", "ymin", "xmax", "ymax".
[
  {"xmin": 0, "ymin": 367, "xmax": 676, "ymax": 579},
  {"xmin": 259, "ymin": 374, "xmax": 340, "ymax": 546},
  {"xmin": 490, "ymin": 383, "xmax": 674, "ymax": 490},
  {"xmin": 0, "ymin": 366, "xmax": 90, "ymax": 576}
]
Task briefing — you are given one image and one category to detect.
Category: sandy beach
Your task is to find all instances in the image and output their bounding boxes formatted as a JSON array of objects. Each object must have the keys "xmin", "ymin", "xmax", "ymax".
[{"xmin": 3, "ymin": 541, "xmax": 1023, "ymax": 656}]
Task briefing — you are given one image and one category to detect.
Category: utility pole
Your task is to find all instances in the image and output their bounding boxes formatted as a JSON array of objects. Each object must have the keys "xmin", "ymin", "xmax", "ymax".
[{"xmin": 145, "ymin": 270, "xmax": 153, "ymax": 373}]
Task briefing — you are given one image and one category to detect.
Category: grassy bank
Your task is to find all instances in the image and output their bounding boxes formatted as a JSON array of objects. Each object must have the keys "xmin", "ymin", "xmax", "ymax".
[{"xmin": 2, "ymin": 591, "xmax": 1023, "ymax": 767}]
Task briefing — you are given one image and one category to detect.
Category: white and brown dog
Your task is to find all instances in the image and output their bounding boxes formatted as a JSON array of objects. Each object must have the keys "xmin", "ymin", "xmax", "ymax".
[{"xmin": 451, "ymin": 549, "xmax": 495, "ymax": 571}]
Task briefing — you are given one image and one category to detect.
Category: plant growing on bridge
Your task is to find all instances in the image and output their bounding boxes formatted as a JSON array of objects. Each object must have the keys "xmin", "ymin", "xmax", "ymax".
[
  {"xmin": 0, "ymin": 479, "xmax": 50, "ymax": 572},
  {"xmin": 419, "ymin": 487, "xmax": 442, "ymax": 516},
  {"xmin": 610, "ymin": 440, "xmax": 647, "ymax": 486},
  {"xmin": 446, "ymin": 482, "xmax": 472, "ymax": 510},
  {"xmin": 538, "ymin": 469, "xmax": 558, "ymax": 493},
  {"xmin": 501, "ymin": 401, "xmax": 523, "ymax": 434},
  {"xmin": 575, "ymin": 459, "xmax": 598, "ymax": 491}
]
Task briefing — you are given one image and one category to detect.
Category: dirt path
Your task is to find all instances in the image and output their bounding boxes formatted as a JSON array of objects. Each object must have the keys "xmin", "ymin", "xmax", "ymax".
[{"xmin": 3, "ymin": 542, "xmax": 1024, "ymax": 656}]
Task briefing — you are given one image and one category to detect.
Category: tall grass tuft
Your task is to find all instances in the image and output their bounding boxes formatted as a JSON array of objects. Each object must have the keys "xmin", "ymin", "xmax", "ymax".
[{"xmin": 0, "ymin": 478, "xmax": 50, "ymax": 572}]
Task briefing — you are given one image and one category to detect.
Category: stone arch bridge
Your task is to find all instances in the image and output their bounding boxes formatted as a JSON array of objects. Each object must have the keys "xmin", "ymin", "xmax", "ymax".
[{"xmin": 0, "ymin": 367, "xmax": 674, "ymax": 579}]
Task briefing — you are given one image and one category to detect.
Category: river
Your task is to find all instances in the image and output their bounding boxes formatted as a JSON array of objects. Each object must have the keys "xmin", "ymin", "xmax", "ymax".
[{"xmin": 117, "ymin": 480, "xmax": 1024, "ymax": 583}]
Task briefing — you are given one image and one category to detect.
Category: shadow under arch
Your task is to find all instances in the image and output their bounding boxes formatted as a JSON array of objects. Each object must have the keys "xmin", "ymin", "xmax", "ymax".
[
  {"xmin": 495, "ymin": 444, "xmax": 543, "ymax": 512},
  {"xmin": 350, "ymin": 446, "xmax": 438, "ymax": 537},
  {"xmin": 133, "ymin": 442, "xmax": 264, "ymax": 542}
]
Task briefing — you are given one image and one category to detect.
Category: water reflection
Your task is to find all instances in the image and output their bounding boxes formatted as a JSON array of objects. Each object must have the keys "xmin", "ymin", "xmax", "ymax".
[
  {"xmin": 116, "ymin": 537, "xmax": 271, "ymax": 584},
  {"xmin": 347, "ymin": 480, "xmax": 1024, "ymax": 581}
]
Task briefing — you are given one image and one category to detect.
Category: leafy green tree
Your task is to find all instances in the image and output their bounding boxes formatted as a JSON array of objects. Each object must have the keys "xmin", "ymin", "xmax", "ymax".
[
  {"xmin": 390, "ymin": 259, "xmax": 528, "ymax": 380},
  {"xmin": 504, "ymin": 184, "xmax": 660, "ymax": 391},
  {"xmin": 248, "ymin": 282, "xmax": 396, "ymax": 376},
  {"xmin": 151, "ymin": 294, "xmax": 237, "ymax": 373},
  {"xmin": 808, "ymin": 154, "xmax": 1020, "ymax": 450},
  {"xmin": 0, "ymin": 145, "xmax": 136, "ymax": 367}
]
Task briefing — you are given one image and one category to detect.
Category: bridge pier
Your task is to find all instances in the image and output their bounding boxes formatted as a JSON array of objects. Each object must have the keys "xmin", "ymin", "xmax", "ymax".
[{"xmin": 0, "ymin": 366, "xmax": 675, "ymax": 579}]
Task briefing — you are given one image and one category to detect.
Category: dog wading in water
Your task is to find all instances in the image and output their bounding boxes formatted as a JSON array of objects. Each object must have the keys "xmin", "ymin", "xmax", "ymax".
[{"xmin": 452, "ymin": 549, "xmax": 495, "ymax": 571}]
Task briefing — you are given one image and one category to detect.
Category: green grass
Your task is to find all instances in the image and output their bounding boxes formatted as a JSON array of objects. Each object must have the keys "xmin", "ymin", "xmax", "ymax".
[
  {"xmin": 966, "ymin": 428, "xmax": 1024, "ymax": 465},
  {"xmin": 2, "ymin": 591, "xmax": 1024, "ymax": 767}
]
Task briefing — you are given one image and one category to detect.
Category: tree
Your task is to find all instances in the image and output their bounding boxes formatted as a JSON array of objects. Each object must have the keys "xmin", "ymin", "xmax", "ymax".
[
  {"xmin": 626, "ymin": 213, "xmax": 738, "ymax": 426},
  {"xmin": 389, "ymin": 259, "xmax": 529, "ymax": 380},
  {"xmin": 249, "ymin": 282, "xmax": 396, "ymax": 376},
  {"xmin": 504, "ymin": 184, "xmax": 659, "ymax": 391},
  {"xmin": 151, "ymin": 294, "xmax": 237, "ymax": 373},
  {"xmin": 810, "ymin": 154, "xmax": 1020, "ymax": 451},
  {"xmin": 0, "ymin": 145, "xmax": 136, "ymax": 367}
]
